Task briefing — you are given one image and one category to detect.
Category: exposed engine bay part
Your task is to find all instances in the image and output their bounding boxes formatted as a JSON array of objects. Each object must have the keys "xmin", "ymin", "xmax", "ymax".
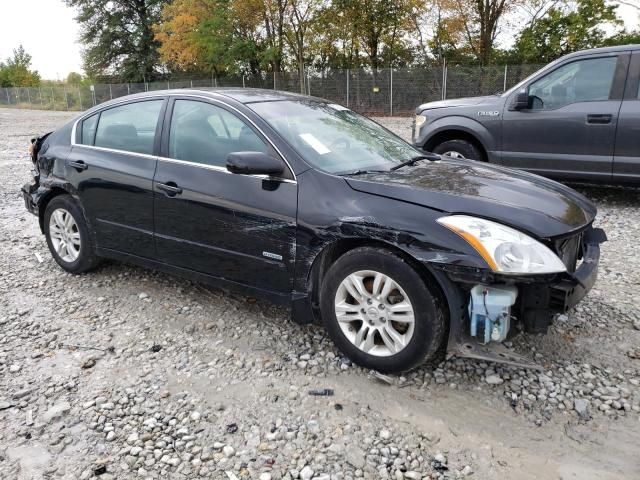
[{"xmin": 468, "ymin": 284, "xmax": 517, "ymax": 344}]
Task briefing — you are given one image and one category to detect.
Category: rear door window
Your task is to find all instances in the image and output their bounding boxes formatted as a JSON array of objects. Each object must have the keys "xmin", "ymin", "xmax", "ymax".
[
  {"xmin": 94, "ymin": 100, "xmax": 163, "ymax": 155},
  {"xmin": 81, "ymin": 113, "xmax": 99, "ymax": 145}
]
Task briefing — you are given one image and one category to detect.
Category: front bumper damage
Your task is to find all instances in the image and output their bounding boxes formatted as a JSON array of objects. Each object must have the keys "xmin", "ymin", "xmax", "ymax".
[{"xmin": 430, "ymin": 225, "xmax": 606, "ymax": 369}]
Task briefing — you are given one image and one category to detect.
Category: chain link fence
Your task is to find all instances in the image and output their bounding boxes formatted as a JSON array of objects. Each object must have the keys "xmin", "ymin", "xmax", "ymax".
[{"xmin": 0, "ymin": 64, "xmax": 544, "ymax": 116}]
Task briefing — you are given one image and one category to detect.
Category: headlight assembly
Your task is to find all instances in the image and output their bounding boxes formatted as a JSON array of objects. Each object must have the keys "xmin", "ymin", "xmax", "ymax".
[
  {"xmin": 437, "ymin": 215, "xmax": 566, "ymax": 274},
  {"xmin": 414, "ymin": 114, "xmax": 427, "ymax": 127}
]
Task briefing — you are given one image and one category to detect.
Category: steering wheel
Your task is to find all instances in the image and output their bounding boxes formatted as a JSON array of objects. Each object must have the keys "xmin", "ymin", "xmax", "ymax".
[{"xmin": 330, "ymin": 137, "xmax": 350, "ymax": 150}]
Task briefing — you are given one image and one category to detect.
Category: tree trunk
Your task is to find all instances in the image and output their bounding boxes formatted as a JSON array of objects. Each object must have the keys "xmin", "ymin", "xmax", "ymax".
[{"xmin": 298, "ymin": 36, "xmax": 305, "ymax": 94}]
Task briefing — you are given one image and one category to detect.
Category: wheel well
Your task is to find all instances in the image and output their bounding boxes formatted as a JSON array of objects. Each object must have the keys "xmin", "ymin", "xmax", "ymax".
[
  {"xmin": 306, "ymin": 239, "xmax": 450, "ymax": 331},
  {"xmin": 424, "ymin": 130, "xmax": 487, "ymax": 162},
  {"xmin": 38, "ymin": 187, "xmax": 70, "ymax": 232}
]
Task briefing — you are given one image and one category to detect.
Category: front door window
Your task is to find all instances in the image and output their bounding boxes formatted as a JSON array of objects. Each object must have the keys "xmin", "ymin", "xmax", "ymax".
[
  {"xmin": 168, "ymin": 100, "xmax": 271, "ymax": 167},
  {"xmin": 528, "ymin": 57, "xmax": 618, "ymax": 110}
]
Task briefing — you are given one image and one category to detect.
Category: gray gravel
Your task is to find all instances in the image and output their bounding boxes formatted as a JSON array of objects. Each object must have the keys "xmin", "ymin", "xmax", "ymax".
[{"xmin": 1, "ymin": 108, "xmax": 639, "ymax": 480}]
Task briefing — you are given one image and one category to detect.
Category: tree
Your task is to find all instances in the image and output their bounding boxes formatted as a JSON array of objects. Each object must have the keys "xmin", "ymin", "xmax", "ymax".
[
  {"xmin": 155, "ymin": 0, "xmax": 292, "ymax": 76},
  {"xmin": 260, "ymin": 0, "xmax": 288, "ymax": 73},
  {"xmin": 334, "ymin": 0, "xmax": 422, "ymax": 70},
  {"xmin": 286, "ymin": 0, "xmax": 324, "ymax": 92},
  {"xmin": 427, "ymin": 6, "xmax": 475, "ymax": 62},
  {"xmin": 154, "ymin": 0, "xmax": 210, "ymax": 71},
  {"xmin": 66, "ymin": 0, "xmax": 167, "ymax": 81},
  {"xmin": 0, "ymin": 45, "xmax": 40, "ymax": 87},
  {"xmin": 66, "ymin": 72, "xmax": 84, "ymax": 84},
  {"xmin": 512, "ymin": 0, "xmax": 621, "ymax": 62},
  {"xmin": 603, "ymin": 29, "xmax": 640, "ymax": 46},
  {"xmin": 308, "ymin": 2, "xmax": 363, "ymax": 69},
  {"xmin": 438, "ymin": 0, "xmax": 520, "ymax": 65}
]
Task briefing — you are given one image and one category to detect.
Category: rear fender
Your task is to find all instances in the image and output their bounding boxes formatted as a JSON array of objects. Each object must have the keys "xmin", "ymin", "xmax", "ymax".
[
  {"xmin": 34, "ymin": 182, "xmax": 77, "ymax": 233},
  {"xmin": 30, "ymin": 132, "xmax": 53, "ymax": 165}
]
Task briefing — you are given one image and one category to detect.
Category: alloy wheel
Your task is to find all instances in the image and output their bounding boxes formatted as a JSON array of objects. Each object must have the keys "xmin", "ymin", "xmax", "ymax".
[
  {"xmin": 49, "ymin": 208, "xmax": 81, "ymax": 263},
  {"xmin": 334, "ymin": 270, "xmax": 415, "ymax": 357},
  {"xmin": 442, "ymin": 150, "xmax": 466, "ymax": 159}
]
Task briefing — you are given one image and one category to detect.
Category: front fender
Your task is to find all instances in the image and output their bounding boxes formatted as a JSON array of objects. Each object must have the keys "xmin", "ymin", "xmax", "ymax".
[
  {"xmin": 415, "ymin": 115, "xmax": 496, "ymax": 159},
  {"xmin": 290, "ymin": 219, "xmax": 490, "ymax": 325}
]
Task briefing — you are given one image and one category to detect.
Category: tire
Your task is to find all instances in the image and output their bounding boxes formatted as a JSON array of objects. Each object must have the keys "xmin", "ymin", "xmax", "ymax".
[
  {"xmin": 432, "ymin": 139, "xmax": 483, "ymax": 161},
  {"xmin": 320, "ymin": 247, "xmax": 446, "ymax": 373},
  {"xmin": 44, "ymin": 195, "xmax": 100, "ymax": 273}
]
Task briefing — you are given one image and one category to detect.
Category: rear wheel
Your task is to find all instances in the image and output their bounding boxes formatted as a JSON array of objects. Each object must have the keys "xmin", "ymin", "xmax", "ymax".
[
  {"xmin": 320, "ymin": 247, "xmax": 446, "ymax": 373},
  {"xmin": 44, "ymin": 195, "xmax": 99, "ymax": 273},
  {"xmin": 432, "ymin": 139, "xmax": 483, "ymax": 161}
]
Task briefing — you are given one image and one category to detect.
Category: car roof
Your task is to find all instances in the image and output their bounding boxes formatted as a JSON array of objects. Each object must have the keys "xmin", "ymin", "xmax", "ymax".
[
  {"xmin": 564, "ymin": 44, "xmax": 640, "ymax": 59},
  {"xmin": 78, "ymin": 88, "xmax": 329, "ymax": 118},
  {"xmin": 106, "ymin": 88, "xmax": 320, "ymax": 105},
  {"xmin": 205, "ymin": 87, "xmax": 316, "ymax": 103}
]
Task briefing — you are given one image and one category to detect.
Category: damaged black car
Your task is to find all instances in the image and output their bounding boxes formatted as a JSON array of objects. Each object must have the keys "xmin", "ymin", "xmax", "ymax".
[{"xmin": 23, "ymin": 89, "xmax": 606, "ymax": 373}]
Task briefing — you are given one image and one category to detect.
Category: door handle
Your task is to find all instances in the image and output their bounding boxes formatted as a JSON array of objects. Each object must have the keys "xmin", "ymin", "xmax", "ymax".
[
  {"xmin": 67, "ymin": 160, "xmax": 88, "ymax": 171},
  {"xmin": 156, "ymin": 182, "xmax": 183, "ymax": 196},
  {"xmin": 586, "ymin": 114, "xmax": 612, "ymax": 124}
]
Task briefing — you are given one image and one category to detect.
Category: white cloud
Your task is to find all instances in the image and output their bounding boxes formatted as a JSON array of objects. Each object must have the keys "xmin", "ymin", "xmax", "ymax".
[{"xmin": 0, "ymin": 0, "xmax": 82, "ymax": 80}]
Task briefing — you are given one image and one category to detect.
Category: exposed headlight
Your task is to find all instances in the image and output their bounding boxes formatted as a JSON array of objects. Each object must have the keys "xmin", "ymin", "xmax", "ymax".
[
  {"xmin": 437, "ymin": 215, "xmax": 566, "ymax": 274},
  {"xmin": 414, "ymin": 114, "xmax": 427, "ymax": 127}
]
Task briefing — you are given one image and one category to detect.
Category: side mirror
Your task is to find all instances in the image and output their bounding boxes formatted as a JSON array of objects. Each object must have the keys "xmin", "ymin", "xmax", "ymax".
[
  {"xmin": 511, "ymin": 90, "xmax": 530, "ymax": 111},
  {"xmin": 226, "ymin": 151, "xmax": 284, "ymax": 176}
]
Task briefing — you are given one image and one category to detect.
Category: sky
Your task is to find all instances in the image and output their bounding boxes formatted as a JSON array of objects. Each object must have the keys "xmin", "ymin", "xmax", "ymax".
[
  {"xmin": 0, "ymin": 1, "xmax": 639, "ymax": 80},
  {"xmin": 0, "ymin": 0, "xmax": 82, "ymax": 80}
]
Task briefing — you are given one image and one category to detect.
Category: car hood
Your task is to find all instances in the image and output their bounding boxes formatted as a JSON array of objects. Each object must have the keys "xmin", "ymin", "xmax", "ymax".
[
  {"xmin": 345, "ymin": 158, "xmax": 596, "ymax": 239},
  {"xmin": 417, "ymin": 95, "xmax": 497, "ymax": 112}
]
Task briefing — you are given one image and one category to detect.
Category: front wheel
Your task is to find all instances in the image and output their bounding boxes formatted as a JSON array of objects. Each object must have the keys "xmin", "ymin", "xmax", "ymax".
[
  {"xmin": 320, "ymin": 247, "xmax": 446, "ymax": 373},
  {"xmin": 432, "ymin": 139, "xmax": 483, "ymax": 161}
]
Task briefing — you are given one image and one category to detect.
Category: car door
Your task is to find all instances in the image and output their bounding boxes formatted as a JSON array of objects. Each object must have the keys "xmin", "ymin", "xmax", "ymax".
[
  {"xmin": 501, "ymin": 54, "xmax": 628, "ymax": 181},
  {"xmin": 68, "ymin": 97, "xmax": 166, "ymax": 257},
  {"xmin": 153, "ymin": 96, "xmax": 297, "ymax": 294},
  {"xmin": 613, "ymin": 51, "xmax": 640, "ymax": 182}
]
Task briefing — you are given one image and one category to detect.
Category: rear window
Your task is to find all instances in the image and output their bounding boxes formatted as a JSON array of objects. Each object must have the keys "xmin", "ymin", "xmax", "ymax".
[
  {"xmin": 93, "ymin": 100, "xmax": 163, "ymax": 155},
  {"xmin": 81, "ymin": 113, "xmax": 98, "ymax": 145}
]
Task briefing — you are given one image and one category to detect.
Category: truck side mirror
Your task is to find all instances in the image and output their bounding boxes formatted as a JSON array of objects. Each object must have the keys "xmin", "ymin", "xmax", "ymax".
[{"xmin": 511, "ymin": 90, "xmax": 530, "ymax": 111}]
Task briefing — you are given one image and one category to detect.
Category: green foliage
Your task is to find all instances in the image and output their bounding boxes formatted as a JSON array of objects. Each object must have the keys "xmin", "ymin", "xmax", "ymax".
[
  {"xmin": 331, "ymin": 0, "xmax": 420, "ymax": 69},
  {"xmin": 58, "ymin": 0, "xmax": 640, "ymax": 82},
  {"xmin": 603, "ymin": 29, "xmax": 640, "ymax": 46},
  {"xmin": 190, "ymin": 0, "xmax": 265, "ymax": 75},
  {"xmin": 192, "ymin": 1, "xmax": 235, "ymax": 74},
  {"xmin": 66, "ymin": 72, "xmax": 84, "ymax": 85},
  {"xmin": 0, "ymin": 45, "xmax": 40, "ymax": 87},
  {"xmin": 66, "ymin": 0, "xmax": 167, "ymax": 82},
  {"xmin": 512, "ymin": 0, "xmax": 621, "ymax": 63}
]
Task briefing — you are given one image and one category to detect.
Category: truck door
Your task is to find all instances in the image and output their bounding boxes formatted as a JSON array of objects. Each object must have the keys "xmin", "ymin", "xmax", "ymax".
[
  {"xmin": 501, "ymin": 53, "xmax": 628, "ymax": 182},
  {"xmin": 613, "ymin": 51, "xmax": 640, "ymax": 182}
]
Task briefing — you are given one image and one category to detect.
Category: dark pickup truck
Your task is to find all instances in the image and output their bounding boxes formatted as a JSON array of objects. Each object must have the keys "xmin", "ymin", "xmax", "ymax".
[{"xmin": 413, "ymin": 45, "xmax": 640, "ymax": 183}]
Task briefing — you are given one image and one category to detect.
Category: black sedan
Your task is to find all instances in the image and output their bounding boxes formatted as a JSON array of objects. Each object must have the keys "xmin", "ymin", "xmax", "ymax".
[{"xmin": 23, "ymin": 89, "xmax": 605, "ymax": 373}]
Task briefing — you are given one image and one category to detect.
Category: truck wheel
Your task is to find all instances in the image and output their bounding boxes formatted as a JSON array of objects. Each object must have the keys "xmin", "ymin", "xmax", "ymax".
[
  {"xmin": 433, "ymin": 139, "xmax": 483, "ymax": 161},
  {"xmin": 320, "ymin": 247, "xmax": 446, "ymax": 373},
  {"xmin": 44, "ymin": 195, "xmax": 100, "ymax": 274}
]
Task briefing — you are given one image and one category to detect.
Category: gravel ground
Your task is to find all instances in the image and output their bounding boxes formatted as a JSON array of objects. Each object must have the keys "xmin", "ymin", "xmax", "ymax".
[{"xmin": 1, "ymin": 108, "xmax": 639, "ymax": 480}]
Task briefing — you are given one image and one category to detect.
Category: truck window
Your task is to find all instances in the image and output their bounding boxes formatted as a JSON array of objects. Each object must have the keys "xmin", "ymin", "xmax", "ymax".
[{"xmin": 528, "ymin": 57, "xmax": 618, "ymax": 110}]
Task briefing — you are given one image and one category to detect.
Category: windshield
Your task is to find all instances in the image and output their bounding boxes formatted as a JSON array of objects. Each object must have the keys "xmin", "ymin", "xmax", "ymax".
[{"xmin": 249, "ymin": 100, "xmax": 423, "ymax": 174}]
